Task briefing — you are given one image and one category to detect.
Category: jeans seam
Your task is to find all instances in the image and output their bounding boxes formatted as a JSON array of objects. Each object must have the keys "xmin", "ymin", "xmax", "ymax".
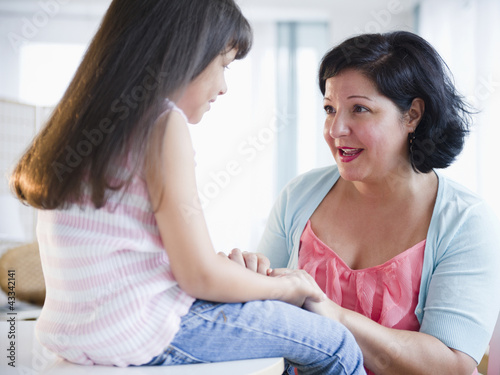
[
  {"xmin": 190, "ymin": 310, "xmax": 333, "ymax": 357},
  {"xmin": 180, "ymin": 301, "xmax": 222, "ymax": 324},
  {"xmin": 167, "ymin": 343, "xmax": 209, "ymax": 364},
  {"xmin": 297, "ymin": 353, "xmax": 350, "ymax": 375}
]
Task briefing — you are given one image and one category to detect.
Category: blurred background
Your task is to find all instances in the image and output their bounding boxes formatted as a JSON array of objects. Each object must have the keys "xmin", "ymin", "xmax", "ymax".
[{"xmin": 0, "ymin": 0, "xmax": 499, "ymax": 253}]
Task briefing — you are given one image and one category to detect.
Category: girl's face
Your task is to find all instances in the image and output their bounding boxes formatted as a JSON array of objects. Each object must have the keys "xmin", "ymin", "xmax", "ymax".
[
  {"xmin": 323, "ymin": 69, "xmax": 414, "ymax": 183},
  {"xmin": 176, "ymin": 49, "xmax": 237, "ymax": 124}
]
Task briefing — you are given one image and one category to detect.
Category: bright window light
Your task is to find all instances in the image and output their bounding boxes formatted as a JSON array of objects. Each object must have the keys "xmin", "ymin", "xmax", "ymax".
[{"xmin": 19, "ymin": 42, "xmax": 86, "ymax": 106}]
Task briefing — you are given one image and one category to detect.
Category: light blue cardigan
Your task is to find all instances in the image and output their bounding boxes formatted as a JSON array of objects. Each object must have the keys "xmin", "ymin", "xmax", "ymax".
[{"xmin": 257, "ymin": 165, "xmax": 500, "ymax": 363}]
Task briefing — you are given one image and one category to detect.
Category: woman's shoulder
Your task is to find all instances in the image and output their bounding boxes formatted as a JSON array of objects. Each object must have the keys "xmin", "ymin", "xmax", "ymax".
[
  {"xmin": 435, "ymin": 171, "xmax": 491, "ymax": 214},
  {"xmin": 271, "ymin": 165, "xmax": 339, "ymax": 220},
  {"xmin": 282, "ymin": 165, "xmax": 339, "ymax": 195},
  {"xmin": 431, "ymin": 170, "xmax": 500, "ymax": 247}
]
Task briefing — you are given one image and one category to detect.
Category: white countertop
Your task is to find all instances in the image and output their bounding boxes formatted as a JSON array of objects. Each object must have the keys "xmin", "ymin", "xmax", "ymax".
[{"xmin": 0, "ymin": 320, "xmax": 284, "ymax": 375}]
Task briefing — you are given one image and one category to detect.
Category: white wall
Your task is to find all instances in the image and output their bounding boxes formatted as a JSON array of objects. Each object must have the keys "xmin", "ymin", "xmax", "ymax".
[
  {"xmin": 0, "ymin": 0, "xmax": 418, "ymax": 106},
  {"xmin": 0, "ymin": 0, "xmax": 109, "ymax": 101},
  {"xmin": 239, "ymin": 0, "xmax": 416, "ymax": 35}
]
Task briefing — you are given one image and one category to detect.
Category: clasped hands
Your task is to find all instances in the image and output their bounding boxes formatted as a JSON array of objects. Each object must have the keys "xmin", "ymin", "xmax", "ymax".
[{"xmin": 220, "ymin": 248, "xmax": 340, "ymax": 319}]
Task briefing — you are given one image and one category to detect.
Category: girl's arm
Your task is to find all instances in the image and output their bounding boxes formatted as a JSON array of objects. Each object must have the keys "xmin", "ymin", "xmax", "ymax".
[
  {"xmin": 303, "ymin": 297, "xmax": 476, "ymax": 375},
  {"xmin": 146, "ymin": 111, "xmax": 324, "ymax": 305}
]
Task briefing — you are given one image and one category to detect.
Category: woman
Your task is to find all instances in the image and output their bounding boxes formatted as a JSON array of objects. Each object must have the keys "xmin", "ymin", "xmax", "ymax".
[{"xmin": 231, "ymin": 31, "xmax": 500, "ymax": 374}]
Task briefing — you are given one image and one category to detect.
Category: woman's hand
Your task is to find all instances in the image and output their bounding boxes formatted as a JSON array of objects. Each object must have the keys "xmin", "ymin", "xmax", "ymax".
[
  {"xmin": 303, "ymin": 295, "xmax": 344, "ymax": 322},
  {"xmin": 222, "ymin": 248, "xmax": 271, "ymax": 275},
  {"xmin": 303, "ymin": 290, "xmax": 476, "ymax": 375}
]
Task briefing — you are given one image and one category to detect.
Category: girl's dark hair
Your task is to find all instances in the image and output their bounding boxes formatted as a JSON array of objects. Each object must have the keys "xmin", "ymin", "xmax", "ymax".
[
  {"xmin": 319, "ymin": 31, "xmax": 472, "ymax": 173},
  {"xmin": 11, "ymin": 0, "xmax": 252, "ymax": 209}
]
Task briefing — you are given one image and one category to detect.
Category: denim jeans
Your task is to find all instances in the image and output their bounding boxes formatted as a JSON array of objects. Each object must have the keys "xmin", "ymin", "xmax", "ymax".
[{"xmin": 145, "ymin": 299, "xmax": 365, "ymax": 375}]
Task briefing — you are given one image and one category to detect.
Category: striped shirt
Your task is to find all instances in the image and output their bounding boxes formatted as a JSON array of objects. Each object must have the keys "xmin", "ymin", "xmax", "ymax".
[{"xmin": 35, "ymin": 102, "xmax": 195, "ymax": 367}]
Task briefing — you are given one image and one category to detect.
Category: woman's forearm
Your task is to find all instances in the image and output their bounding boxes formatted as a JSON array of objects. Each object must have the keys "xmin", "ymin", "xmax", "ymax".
[{"xmin": 306, "ymin": 299, "xmax": 476, "ymax": 375}]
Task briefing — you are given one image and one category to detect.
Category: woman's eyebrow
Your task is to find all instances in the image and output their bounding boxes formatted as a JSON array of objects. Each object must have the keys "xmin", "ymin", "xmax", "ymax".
[{"xmin": 347, "ymin": 95, "xmax": 373, "ymax": 101}]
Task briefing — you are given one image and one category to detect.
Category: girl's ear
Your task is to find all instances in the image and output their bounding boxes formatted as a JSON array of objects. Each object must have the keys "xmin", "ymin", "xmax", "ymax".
[{"xmin": 405, "ymin": 97, "xmax": 425, "ymax": 133}]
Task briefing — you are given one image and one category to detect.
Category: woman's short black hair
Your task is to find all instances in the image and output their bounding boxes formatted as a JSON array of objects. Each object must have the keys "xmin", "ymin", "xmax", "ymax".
[{"xmin": 319, "ymin": 31, "xmax": 473, "ymax": 173}]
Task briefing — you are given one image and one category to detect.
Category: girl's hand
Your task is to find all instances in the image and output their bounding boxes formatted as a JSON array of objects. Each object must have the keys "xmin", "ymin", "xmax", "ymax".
[
  {"xmin": 268, "ymin": 268, "xmax": 326, "ymax": 308},
  {"xmin": 225, "ymin": 248, "xmax": 271, "ymax": 275}
]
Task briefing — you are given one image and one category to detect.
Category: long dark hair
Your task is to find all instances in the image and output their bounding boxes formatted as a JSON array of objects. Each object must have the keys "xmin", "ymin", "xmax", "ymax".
[
  {"xmin": 319, "ymin": 31, "xmax": 472, "ymax": 173},
  {"xmin": 11, "ymin": 0, "xmax": 252, "ymax": 209}
]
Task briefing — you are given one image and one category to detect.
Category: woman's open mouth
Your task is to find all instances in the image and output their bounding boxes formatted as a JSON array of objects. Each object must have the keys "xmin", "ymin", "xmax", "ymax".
[{"xmin": 338, "ymin": 147, "xmax": 363, "ymax": 162}]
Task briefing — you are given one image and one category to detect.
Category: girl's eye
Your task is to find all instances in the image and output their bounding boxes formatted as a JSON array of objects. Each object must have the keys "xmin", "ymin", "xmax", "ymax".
[
  {"xmin": 353, "ymin": 105, "xmax": 369, "ymax": 113},
  {"xmin": 324, "ymin": 105, "xmax": 335, "ymax": 114}
]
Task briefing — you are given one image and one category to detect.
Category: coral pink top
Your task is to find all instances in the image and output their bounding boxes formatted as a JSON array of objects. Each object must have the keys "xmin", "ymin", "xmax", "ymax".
[{"xmin": 298, "ymin": 220, "xmax": 425, "ymax": 375}]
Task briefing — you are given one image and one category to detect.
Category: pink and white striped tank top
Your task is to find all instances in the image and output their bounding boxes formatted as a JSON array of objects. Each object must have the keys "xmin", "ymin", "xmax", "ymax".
[{"xmin": 35, "ymin": 101, "xmax": 195, "ymax": 367}]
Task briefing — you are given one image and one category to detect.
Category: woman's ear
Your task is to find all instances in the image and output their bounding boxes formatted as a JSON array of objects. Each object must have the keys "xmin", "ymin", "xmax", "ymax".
[{"xmin": 406, "ymin": 98, "xmax": 425, "ymax": 132}]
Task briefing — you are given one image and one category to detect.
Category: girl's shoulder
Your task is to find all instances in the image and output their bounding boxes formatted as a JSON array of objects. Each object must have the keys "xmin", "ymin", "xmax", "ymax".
[{"xmin": 165, "ymin": 99, "xmax": 189, "ymax": 123}]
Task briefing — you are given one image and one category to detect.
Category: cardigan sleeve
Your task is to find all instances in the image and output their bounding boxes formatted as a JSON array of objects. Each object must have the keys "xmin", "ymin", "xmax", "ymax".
[
  {"xmin": 420, "ymin": 198, "xmax": 500, "ymax": 363},
  {"xmin": 256, "ymin": 185, "xmax": 291, "ymax": 269}
]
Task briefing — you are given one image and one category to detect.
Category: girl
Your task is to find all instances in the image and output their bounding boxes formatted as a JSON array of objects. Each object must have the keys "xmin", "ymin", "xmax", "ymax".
[{"xmin": 10, "ymin": 0, "xmax": 365, "ymax": 373}]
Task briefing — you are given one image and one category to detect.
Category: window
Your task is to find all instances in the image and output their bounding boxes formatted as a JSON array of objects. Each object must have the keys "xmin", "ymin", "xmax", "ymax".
[
  {"xmin": 276, "ymin": 22, "xmax": 330, "ymax": 194},
  {"xmin": 418, "ymin": 0, "xmax": 500, "ymax": 220},
  {"xmin": 190, "ymin": 21, "xmax": 329, "ymax": 253}
]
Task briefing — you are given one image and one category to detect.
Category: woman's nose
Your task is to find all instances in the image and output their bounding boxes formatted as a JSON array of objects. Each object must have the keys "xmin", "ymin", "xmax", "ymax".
[{"xmin": 325, "ymin": 114, "xmax": 349, "ymax": 139}]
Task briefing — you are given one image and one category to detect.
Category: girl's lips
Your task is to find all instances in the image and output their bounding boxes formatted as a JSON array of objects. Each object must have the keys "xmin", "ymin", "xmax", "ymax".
[{"xmin": 338, "ymin": 147, "xmax": 363, "ymax": 163}]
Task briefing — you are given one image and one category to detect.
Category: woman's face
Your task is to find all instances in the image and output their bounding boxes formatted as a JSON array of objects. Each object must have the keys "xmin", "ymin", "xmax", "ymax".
[
  {"xmin": 176, "ymin": 48, "xmax": 237, "ymax": 124},
  {"xmin": 322, "ymin": 69, "xmax": 414, "ymax": 183}
]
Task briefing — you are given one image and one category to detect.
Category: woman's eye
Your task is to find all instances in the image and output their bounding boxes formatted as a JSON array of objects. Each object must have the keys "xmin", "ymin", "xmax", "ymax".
[
  {"xmin": 353, "ymin": 105, "xmax": 369, "ymax": 113},
  {"xmin": 324, "ymin": 105, "xmax": 335, "ymax": 114}
]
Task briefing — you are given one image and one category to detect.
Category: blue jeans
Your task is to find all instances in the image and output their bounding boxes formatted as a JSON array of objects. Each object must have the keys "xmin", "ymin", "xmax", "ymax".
[{"xmin": 145, "ymin": 299, "xmax": 365, "ymax": 375}]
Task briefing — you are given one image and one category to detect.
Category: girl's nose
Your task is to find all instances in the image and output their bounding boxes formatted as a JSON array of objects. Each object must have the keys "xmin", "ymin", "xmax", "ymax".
[{"xmin": 218, "ymin": 77, "xmax": 228, "ymax": 96}]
